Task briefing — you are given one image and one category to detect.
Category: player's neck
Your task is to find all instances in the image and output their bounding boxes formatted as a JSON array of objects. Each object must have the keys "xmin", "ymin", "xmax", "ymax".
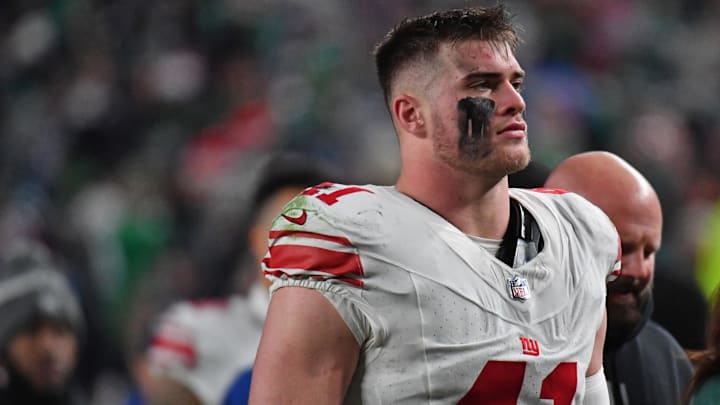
[{"xmin": 396, "ymin": 170, "xmax": 510, "ymax": 240}]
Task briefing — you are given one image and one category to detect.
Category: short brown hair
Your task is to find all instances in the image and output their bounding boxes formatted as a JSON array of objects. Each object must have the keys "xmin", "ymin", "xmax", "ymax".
[{"xmin": 373, "ymin": 5, "xmax": 519, "ymax": 104}]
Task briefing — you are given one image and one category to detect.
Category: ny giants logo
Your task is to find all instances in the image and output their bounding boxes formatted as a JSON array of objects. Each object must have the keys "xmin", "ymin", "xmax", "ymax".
[{"xmin": 519, "ymin": 336, "xmax": 540, "ymax": 356}]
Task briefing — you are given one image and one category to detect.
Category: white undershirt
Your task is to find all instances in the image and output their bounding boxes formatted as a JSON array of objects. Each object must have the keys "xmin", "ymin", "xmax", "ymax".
[{"xmin": 467, "ymin": 234, "xmax": 503, "ymax": 257}]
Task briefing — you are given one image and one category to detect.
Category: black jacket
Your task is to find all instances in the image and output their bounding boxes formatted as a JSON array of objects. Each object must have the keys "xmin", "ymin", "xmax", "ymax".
[
  {"xmin": 603, "ymin": 297, "xmax": 693, "ymax": 405},
  {"xmin": 0, "ymin": 362, "xmax": 86, "ymax": 405}
]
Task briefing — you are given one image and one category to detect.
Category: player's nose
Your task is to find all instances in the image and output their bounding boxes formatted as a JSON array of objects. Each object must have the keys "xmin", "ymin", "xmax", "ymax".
[{"xmin": 494, "ymin": 81, "xmax": 525, "ymax": 116}]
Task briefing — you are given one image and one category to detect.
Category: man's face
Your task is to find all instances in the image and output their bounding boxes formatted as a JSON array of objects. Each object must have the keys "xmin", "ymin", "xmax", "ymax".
[
  {"xmin": 428, "ymin": 40, "xmax": 530, "ymax": 178},
  {"xmin": 7, "ymin": 320, "xmax": 78, "ymax": 393},
  {"xmin": 605, "ymin": 197, "xmax": 662, "ymax": 337}
]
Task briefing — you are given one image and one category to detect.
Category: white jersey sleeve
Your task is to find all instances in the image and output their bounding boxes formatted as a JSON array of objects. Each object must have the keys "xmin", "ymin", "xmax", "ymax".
[{"xmin": 262, "ymin": 182, "xmax": 387, "ymax": 348}]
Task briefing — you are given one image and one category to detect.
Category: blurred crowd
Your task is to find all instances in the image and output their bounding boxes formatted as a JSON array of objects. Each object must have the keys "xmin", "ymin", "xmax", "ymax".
[{"xmin": 1, "ymin": 0, "xmax": 719, "ymax": 402}]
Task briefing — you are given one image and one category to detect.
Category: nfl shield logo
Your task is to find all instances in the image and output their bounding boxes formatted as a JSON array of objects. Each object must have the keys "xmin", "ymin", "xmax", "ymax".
[{"xmin": 507, "ymin": 276, "xmax": 531, "ymax": 301}]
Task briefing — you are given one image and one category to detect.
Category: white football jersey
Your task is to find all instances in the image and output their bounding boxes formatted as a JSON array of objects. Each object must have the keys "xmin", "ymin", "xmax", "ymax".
[
  {"xmin": 264, "ymin": 183, "xmax": 621, "ymax": 404},
  {"xmin": 148, "ymin": 283, "xmax": 268, "ymax": 405}
]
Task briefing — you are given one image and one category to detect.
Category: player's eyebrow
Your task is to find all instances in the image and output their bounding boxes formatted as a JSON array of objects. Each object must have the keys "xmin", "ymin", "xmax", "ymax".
[{"xmin": 461, "ymin": 70, "xmax": 525, "ymax": 83}]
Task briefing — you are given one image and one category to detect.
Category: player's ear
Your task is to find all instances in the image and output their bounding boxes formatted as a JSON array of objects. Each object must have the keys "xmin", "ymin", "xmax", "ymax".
[{"xmin": 393, "ymin": 94, "xmax": 427, "ymax": 138}]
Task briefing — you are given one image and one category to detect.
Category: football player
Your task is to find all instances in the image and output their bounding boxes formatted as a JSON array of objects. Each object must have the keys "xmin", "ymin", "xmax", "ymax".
[{"xmin": 250, "ymin": 5, "xmax": 618, "ymax": 404}]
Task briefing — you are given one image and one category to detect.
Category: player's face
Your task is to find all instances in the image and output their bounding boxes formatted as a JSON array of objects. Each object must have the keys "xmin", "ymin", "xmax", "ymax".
[
  {"xmin": 7, "ymin": 320, "xmax": 78, "ymax": 393},
  {"xmin": 606, "ymin": 198, "xmax": 662, "ymax": 336},
  {"xmin": 428, "ymin": 40, "xmax": 529, "ymax": 178}
]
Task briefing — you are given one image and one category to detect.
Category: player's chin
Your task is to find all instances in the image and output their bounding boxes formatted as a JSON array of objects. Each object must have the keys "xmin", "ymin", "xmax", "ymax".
[{"xmin": 501, "ymin": 147, "xmax": 531, "ymax": 174}]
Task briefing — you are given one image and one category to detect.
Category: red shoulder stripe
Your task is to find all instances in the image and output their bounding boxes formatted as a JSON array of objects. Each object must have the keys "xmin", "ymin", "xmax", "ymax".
[
  {"xmin": 530, "ymin": 187, "xmax": 568, "ymax": 194},
  {"xmin": 263, "ymin": 244, "xmax": 364, "ymax": 287},
  {"xmin": 150, "ymin": 336, "xmax": 196, "ymax": 366},
  {"xmin": 265, "ymin": 245, "xmax": 363, "ymax": 277},
  {"xmin": 269, "ymin": 230, "xmax": 353, "ymax": 246}
]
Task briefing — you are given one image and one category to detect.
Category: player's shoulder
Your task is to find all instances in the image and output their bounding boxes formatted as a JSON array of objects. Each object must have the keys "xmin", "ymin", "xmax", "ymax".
[
  {"xmin": 286, "ymin": 182, "xmax": 384, "ymax": 211},
  {"xmin": 512, "ymin": 187, "xmax": 619, "ymax": 260},
  {"xmin": 148, "ymin": 299, "xmax": 209, "ymax": 372},
  {"xmin": 513, "ymin": 187, "xmax": 597, "ymax": 209},
  {"xmin": 513, "ymin": 187, "xmax": 610, "ymax": 227},
  {"xmin": 266, "ymin": 183, "xmax": 393, "ymax": 289},
  {"xmin": 273, "ymin": 182, "xmax": 390, "ymax": 237}
]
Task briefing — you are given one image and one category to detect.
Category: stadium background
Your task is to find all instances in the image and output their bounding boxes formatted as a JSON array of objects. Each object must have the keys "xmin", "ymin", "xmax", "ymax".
[{"xmin": 1, "ymin": 0, "xmax": 719, "ymax": 402}]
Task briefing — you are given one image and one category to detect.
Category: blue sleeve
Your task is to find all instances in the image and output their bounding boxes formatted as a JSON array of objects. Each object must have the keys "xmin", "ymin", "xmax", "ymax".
[
  {"xmin": 222, "ymin": 367, "xmax": 253, "ymax": 405},
  {"xmin": 124, "ymin": 387, "xmax": 146, "ymax": 405}
]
